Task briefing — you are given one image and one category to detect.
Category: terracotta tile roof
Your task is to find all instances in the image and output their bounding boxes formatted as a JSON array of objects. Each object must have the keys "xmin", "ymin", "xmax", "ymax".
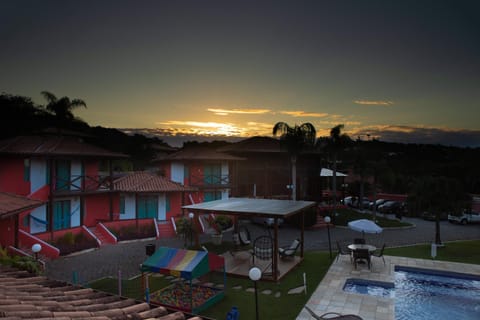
[
  {"xmin": 114, "ymin": 172, "xmax": 196, "ymax": 193},
  {"xmin": 156, "ymin": 146, "xmax": 244, "ymax": 161},
  {"xmin": 0, "ymin": 135, "xmax": 127, "ymax": 158},
  {"xmin": 0, "ymin": 193, "xmax": 44, "ymax": 219},
  {"xmin": 0, "ymin": 265, "xmax": 205, "ymax": 319}
]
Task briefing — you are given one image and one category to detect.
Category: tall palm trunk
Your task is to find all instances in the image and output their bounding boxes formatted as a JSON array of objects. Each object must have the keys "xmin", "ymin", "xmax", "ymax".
[
  {"xmin": 291, "ymin": 155, "xmax": 297, "ymax": 201},
  {"xmin": 332, "ymin": 153, "xmax": 337, "ymax": 211}
]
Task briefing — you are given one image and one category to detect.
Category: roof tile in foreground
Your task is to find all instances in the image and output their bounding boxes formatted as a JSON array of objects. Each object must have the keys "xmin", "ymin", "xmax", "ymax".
[{"xmin": 0, "ymin": 265, "xmax": 205, "ymax": 319}]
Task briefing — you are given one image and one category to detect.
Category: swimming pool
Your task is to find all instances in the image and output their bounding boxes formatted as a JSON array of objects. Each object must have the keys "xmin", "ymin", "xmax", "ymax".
[
  {"xmin": 343, "ymin": 266, "xmax": 480, "ymax": 320},
  {"xmin": 395, "ymin": 266, "xmax": 480, "ymax": 320}
]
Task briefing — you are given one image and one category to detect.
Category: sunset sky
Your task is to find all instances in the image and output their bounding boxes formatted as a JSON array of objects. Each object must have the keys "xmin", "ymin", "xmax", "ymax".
[{"xmin": 1, "ymin": 0, "xmax": 479, "ymax": 146}]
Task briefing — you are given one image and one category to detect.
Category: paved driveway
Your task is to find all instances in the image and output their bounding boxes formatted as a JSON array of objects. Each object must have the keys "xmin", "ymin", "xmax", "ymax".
[{"xmin": 45, "ymin": 216, "xmax": 480, "ymax": 284}]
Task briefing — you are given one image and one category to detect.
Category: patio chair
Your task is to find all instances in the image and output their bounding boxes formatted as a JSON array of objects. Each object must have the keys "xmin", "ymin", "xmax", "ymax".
[
  {"xmin": 353, "ymin": 238, "xmax": 365, "ymax": 244},
  {"xmin": 238, "ymin": 226, "xmax": 251, "ymax": 245},
  {"xmin": 353, "ymin": 248, "xmax": 371, "ymax": 270},
  {"xmin": 279, "ymin": 238, "xmax": 300, "ymax": 259},
  {"xmin": 372, "ymin": 243, "xmax": 386, "ymax": 265},
  {"xmin": 336, "ymin": 241, "xmax": 351, "ymax": 263},
  {"xmin": 304, "ymin": 306, "xmax": 363, "ymax": 319},
  {"xmin": 251, "ymin": 235, "xmax": 273, "ymax": 274}
]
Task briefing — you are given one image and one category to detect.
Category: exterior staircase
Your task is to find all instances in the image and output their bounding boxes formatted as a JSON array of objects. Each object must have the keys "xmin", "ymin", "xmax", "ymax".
[
  {"xmin": 88, "ymin": 226, "xmax": 114, "ymax": 246},
  {"xmin": 157, "ymin": 221, "xmax": 176, "ymax": 238}
]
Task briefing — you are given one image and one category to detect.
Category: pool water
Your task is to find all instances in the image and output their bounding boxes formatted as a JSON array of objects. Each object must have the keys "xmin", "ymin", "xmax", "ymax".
[
  {"xmin": 343, "ymin": 278, "xmax": 394, "ymax": 298},
  {"xmin": 394, "ymin": 266, "xmax": 480, "ymax": 320},
  {"xmin": 343, "ymin": 266, "xmax": 480, "ymax": 320}
]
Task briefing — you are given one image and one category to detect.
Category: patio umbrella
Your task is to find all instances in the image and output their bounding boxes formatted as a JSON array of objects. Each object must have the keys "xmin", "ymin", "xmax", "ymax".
[{"xmin": 348, "ymin": 219, "xmax": 383, "ymax": 237}]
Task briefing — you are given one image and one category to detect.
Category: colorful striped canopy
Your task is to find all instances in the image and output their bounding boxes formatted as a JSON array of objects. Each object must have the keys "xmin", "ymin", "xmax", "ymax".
[{"xmin": 140, "ymin": 247, "xmax": 224, "ymax": 280}]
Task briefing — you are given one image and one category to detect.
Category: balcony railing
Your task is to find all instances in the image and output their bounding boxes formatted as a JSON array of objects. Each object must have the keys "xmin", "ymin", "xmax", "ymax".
[
  {"xmin": 53, "ymin": 174, "xmax": 113, "ymax": 194},
  {"xmin": 188, "ymin": 174, "xmax": 231, "ymax": 188}
]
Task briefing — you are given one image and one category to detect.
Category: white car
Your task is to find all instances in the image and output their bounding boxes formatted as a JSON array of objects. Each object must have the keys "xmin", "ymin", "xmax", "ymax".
[{"xmin": 448, "ymin": 211, "xmax": 480, "ymax": 224}]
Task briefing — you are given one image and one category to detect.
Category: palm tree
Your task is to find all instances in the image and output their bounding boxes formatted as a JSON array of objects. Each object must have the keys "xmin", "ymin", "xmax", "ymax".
[
  {"xmin": 319, "ymin": 124, "xmax": 352, "ymax": 211},
  {"xmin": 273, "ymin": 122, "xmax": 316, "ymax": 201},
  {"xmin": 41, "ymin": 91, "xmax": 87, "ymax": 121}
]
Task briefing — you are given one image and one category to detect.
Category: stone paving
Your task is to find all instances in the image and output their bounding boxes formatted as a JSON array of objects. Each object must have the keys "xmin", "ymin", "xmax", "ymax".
[{"xmin": 296, "ymin": 254, "xmax": 480, "ymax": 320}]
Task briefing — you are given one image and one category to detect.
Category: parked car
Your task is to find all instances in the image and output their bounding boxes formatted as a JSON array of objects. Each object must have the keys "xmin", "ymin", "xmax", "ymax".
[
  {"xmin": 341, "ymin": 196, "xmax": 354, "ymax": 206},
  {"xmin": 353, "ymin": 197, "xmax": 370, "ymax": 209},
  {"xmin": 369, "ymin": 199, "xmax": 386, "ymax": 210},
  {"xmin": 448, "ymin": 211, "xmax": 480, "ymax": 224},
  {"xmin": 378, "ymin": 201, "xmax": 404, "ymax": 214},
  {"xmin": 252, "ymin": 216, "xmax": 284, "ymax": 227}
]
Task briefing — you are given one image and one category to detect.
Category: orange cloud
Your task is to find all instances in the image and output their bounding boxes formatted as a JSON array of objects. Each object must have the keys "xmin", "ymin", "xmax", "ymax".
[
  {"xmin": 280, "ymin": 110, "xmax": 329, "ymax": 117},
  {"xmin": 354, "ymin": 100, "xmax": 394, "ymax": 106},
  {"xmin": 207, "ymin": 108, "xmax": 271, "ymax": 116}
]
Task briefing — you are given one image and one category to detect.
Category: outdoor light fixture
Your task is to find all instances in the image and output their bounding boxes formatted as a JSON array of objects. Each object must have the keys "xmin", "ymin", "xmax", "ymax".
[
  {"xmin": 32, "ymin": 243, "xmax": 42, "ymax": 260},
  {"xmin": 324, "ymin": 216, "xmax": 332, "ymax": 259},
  {"xmin": 188, "ymin": 212, "xmax": 194, "ymax": 247},
  {"xmin": 249, "ymin": 266, "xmax": 262, "ymax": 320}
]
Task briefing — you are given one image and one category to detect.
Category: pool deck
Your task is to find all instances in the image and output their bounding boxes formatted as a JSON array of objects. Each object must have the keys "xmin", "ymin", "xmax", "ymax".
[{"xmin": 297, "ymin": 255, "xmax": 480, "ymax": 320}]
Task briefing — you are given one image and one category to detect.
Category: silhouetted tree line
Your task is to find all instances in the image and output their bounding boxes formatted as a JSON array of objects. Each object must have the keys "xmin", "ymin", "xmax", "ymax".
[{"xmin": 1, "ymin": 92, "xmax": 170, "ymax": 169}]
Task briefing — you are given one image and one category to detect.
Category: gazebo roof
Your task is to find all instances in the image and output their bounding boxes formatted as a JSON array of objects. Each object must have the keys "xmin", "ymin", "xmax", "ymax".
[{"xmin": 183, "ymin": 197, "xmax": 316, "ymax": 218}]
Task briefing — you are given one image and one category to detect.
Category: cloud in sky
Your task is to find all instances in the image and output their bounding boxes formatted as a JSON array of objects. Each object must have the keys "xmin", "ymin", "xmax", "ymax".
[
  {"xmin": 207, "ymin": 108, "xmax": 271, "ymax": 116},
  {"xmin": 354, "ymin": 100, "xmax": 394, "ymax": 106},
  {"xmin": 280, "ymin": 110, "xmax": 329, "ymax": 117}
]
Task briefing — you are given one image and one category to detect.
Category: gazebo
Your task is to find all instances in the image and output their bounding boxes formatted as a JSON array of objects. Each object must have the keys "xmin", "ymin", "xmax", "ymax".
[{"xmin": 183, "ymin": 197, "xmax": 316, "ymax": 281}]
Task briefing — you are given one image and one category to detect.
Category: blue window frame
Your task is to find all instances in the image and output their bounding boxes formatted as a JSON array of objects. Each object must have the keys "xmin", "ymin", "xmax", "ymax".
[
  {"xmin": 137, "ymin": 196, "xmax": 158, "ymax": 219},
  {"xmin": 53, "ymin": 200, "xmax": 71, "ymax": 230}
]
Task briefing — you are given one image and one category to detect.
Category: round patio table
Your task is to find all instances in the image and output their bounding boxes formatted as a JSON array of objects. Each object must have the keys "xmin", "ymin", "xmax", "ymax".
[{"xmin": 347, "ymin": 244, "xmax": 376, "ymax": 252}]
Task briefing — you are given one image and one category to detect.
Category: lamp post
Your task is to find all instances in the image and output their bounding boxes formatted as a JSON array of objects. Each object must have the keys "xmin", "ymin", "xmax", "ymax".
[
  {"xmin": 324, "ymin": 216, "xmax": 332, "ymax": 259},
  {"xmin": 249, "ymin": 266, "xmax": 262, "ymax": 320},
  {"xmin": 32, "ymin": 243, "xmax": 42, "ymax": 261},
  {"xmin": 188, "ymin": 212, "xmax": 194, "ymax": 247}
]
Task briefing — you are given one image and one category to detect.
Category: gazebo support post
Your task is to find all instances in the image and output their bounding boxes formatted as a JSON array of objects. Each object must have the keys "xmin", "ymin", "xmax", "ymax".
[
  {"xmin": 300, "ymin": 210, "xmax": 305, "ymax": 258},
  {"xmin": 273, "ymin": 218, "xmax": 279, "ymax": 281}
]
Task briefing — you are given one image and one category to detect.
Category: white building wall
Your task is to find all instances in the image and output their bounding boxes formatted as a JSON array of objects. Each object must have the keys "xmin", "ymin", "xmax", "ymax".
[
  {"xmin": 158, "ymin": 194, "xmax": 166, "ymax": 220},
  {"xmin": 171, "ymin": 162, "xmax": 184, "ymax": 184},
  {"xmin": 30, "ymin": 159, "xmax": 47, "ymax": 194},
  {"xmin": 71, "ymin": 161, "xmax": 82, "ymax": 190},
  {"xmin": 122, "ymin": 195, "xmax": 136, "ymax": 220},
  {"xmin": 70, "ymin": 197, "xmax": 81, "ymax": 227},
  {"xmin": 30, "ymin": 205, "xmax": 47, "ymax": 234},
  {"xmin": 221, "ymin": 162, "xmax": 229, "ymax": 184}
]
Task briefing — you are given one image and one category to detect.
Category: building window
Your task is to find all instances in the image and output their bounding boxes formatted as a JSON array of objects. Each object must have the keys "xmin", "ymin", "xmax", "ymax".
[
  {"xmin": 56, "ymin": 160, "xmax": 71, "ymax": 191},
  {"xmin": 204, "ymin": 191, "xmax": 222, "ymax": 202},
  {"xmin": 137, "ymin": 196, "xmax": 158, "ymax": 219},
  {"xmin": 23, "ymin": 215, "xmax": 30, "ymax": 227},
  {"xmin": 119, "ymin": 196, "xmax": 125, "ymax": 215},
  {"xmin": 53, "ymin": 200, "xmax": 71, "ymax": 230},
  {"xmin": 23, "ymin": 159, "xmax": 30, "ymax": 182}
]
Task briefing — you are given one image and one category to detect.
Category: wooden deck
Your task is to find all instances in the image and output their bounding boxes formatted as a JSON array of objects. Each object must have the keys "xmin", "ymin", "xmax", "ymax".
[{"xmin": 221, "ymin": 250, "xmax": 302, "ymax": 281}]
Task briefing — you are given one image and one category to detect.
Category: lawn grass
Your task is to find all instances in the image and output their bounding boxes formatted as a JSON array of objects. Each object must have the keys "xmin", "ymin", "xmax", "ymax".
[
  {"xmin": 88, "ymin": 240, "xmax": 480, "ymax": 319},
  {"xmin": 385, "ymin": 240, "xmax": 480, "ymax": 265},
  {"xmin": 333, "ymin": 208, "xmax": 412, "ymax": 228},
  {"xmin": 88, "ymin": 250, "xmax": 332, "ymax": 320}
]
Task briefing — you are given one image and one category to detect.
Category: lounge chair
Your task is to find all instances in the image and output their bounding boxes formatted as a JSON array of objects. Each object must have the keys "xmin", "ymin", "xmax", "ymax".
[
  {"xmin": 336, "ymin": 241, "xmax": 351, "ymax": 262},
  {"xmin": 353, "ymin": 248, "xmax": 371, "ymax": 269},
  {"xmin": 304, "ymin": 306, "xmax": 363, "ymax": 319},
  {"xmin": 279, "ymin": 238, "xmax": 300, "ymax": 259},
  {"xmin": 372, "ymin": 243, "xmax": 386, "ymax": 265},
  {"xmin": 238, "ymin": 226, "xmax": 251, "ymax": 245}
]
